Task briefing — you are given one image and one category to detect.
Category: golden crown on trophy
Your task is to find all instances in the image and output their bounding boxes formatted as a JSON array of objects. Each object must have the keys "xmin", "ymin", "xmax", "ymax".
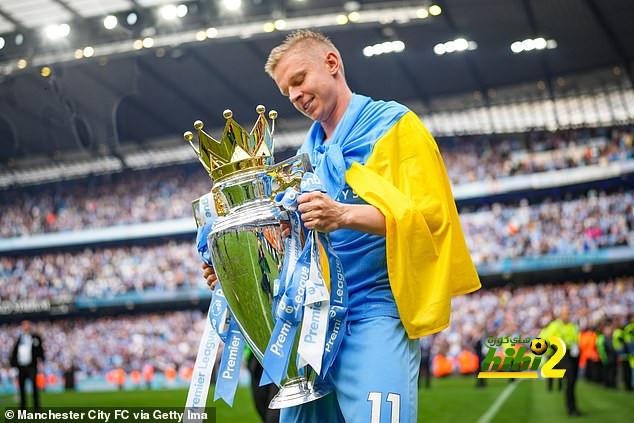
[{"xmin": 184, "ymin": 105, "xmax": 278, "ymax": 180}]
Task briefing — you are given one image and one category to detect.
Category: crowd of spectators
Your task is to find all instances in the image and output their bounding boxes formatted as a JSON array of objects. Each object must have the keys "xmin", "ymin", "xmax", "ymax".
[
  {"xmin": 435, "ymin": 276, "xmax": 633, "ymax": 359},
  {"xmin": 1, "ymin": 189, "xmax": 632, "ymax": 302},
  {"xmin": 461, "ymin": 190, "xmax": 634, "ymax": 264},
  {"xmin": 1, "ymin": 127, "xmax": 631, "ymax": 238},
  {"xmin": 0, "ymin": 241, "xmax": 200, "ymax": 302},
  {"xmin": 0, "ymin": 166, "xmax": 209, "ymax": 238},
  {"xmin": 0, "ymin": 310, "xmax": 203, "ymax": 379},
  {"xmin": 1, "ymin": 277, "xmax": 631, "ymax": 385},
  {"xmin": 442, "ymin": 125, "xmax": 633, "ymax": 185}
]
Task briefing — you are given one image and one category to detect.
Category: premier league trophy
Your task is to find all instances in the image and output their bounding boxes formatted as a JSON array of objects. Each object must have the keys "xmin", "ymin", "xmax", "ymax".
[{"xmin": 184, "ymin": 106, "xmax": 330, "ymax": 408}]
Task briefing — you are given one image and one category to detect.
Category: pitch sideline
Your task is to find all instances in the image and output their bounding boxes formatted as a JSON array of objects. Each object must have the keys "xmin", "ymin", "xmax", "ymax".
[{"xmin": 474, "ymin": 380, "xmax": 522, "ymax": 423}]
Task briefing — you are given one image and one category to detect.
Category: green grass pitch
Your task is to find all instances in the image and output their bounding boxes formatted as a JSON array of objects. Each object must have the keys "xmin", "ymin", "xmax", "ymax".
[{"xmin": 2, "ymin": 377, "xmax": 632, "ymax": 422}]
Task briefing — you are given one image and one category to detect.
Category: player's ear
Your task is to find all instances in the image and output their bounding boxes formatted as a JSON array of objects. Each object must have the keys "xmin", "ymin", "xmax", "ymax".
[{"xmin": 325, "ymin": 52, "xmax": 340, "ymax": 75}]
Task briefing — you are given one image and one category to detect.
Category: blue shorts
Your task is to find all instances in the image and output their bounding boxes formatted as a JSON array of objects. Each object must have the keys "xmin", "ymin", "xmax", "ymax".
[{"xmin": 280, "ymin": 315, "xmax": 420, "ymax": 423}]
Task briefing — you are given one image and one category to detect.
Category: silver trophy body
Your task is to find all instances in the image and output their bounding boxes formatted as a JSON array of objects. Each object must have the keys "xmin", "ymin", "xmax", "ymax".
[{"xmin": 204, "ymin": 154, "xmax": 330, "ymax": 409}]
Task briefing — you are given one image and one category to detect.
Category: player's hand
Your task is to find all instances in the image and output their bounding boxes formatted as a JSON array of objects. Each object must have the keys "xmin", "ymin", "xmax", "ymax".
[
  {"xmin": 280, "ymin": 220, "xmax": 291, "ymax": 239},
  {"xmin": 201, "ymin": 262, "xmax": 217, "ymax": 290},
  {"xmin": 297, "ymin": 191, "xmax": 347, "ymax": 232}
]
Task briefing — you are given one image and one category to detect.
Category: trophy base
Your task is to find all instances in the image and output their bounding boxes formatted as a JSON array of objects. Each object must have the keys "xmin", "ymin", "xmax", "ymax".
[{"xmin": 268, "ymin": 377, "xmax": 331, "ymax": 409}]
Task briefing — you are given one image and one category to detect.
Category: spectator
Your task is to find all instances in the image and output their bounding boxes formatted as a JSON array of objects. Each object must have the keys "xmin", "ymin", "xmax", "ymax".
[{"xmin": 10, "ymin": 320, "xmax": 45, "ymax": 410}]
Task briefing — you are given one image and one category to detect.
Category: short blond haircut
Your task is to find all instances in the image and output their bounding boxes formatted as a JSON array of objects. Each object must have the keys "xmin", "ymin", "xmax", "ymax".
[{"xmin": 264, "ymin": 30, "xmax": 343, "ymax": 77}]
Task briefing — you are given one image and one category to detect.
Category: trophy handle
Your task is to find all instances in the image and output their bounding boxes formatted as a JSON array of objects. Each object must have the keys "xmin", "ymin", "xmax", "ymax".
[{"xmin": 268, "ymin": 153, "xmax": 313, "ymax": 199}]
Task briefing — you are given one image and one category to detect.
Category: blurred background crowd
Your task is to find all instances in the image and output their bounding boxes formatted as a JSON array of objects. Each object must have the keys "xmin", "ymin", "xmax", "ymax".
[
  {"xmin": 0, "ymin": 242, "xmax": 199, "ymax": 302},
  {"xmin": 1, "ymin": 188, "xmax": 632, "ymax": 302},
  {"xmin": 442, "ymin": 126, "xmax": 633, "ymax": 185},
  {"xmin": 1, "ymin": 126, "xmax": 631, "ymax": 238},
  {"xmin": 461, "ymin": 190, "xmax": 634, "ymax": 264},
  {"xmin": 1, "ymin": 277, "xmax": 631, "ymax": 391}
]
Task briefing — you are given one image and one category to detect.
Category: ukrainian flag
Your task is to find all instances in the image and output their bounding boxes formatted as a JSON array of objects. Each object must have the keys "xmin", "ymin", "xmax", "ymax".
[{"xmin": 301, "ymin": 94, "xmax": 481, "ymax": 338}]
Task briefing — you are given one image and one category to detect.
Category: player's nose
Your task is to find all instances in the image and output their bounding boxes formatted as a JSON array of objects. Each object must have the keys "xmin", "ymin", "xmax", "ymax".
[{"xmin": 288, "ymin": 87, "xmax": 302, "ymax": 104}]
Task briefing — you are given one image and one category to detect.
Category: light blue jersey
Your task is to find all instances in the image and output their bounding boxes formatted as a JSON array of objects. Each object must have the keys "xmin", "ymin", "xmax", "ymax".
[
  {"xmin": 282, "ymin": 95, "xmax": 421, "ymax": 422},
  {"xmin": 329, "ymin": 183, "xmax": 399, "ymax": 321},
  {"xmin": 298, "ymin": 95, "xmax": 408, "ymax": 322}
]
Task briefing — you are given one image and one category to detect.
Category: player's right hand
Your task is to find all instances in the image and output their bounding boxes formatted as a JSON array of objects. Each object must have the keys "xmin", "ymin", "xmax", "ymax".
[{"xmin": 202, "ymin": 262, "xmax": 217, "ymax": 290}]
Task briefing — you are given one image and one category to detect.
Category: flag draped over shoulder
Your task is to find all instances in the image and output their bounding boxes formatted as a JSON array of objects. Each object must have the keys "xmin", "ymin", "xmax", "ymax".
[
  {"xmin": 347, "ymin": 109, "xmax": 481, "ymax": 338},
  {"xmin": 300, "ymin": 94, "xmax": 481, "ymax": 338}
]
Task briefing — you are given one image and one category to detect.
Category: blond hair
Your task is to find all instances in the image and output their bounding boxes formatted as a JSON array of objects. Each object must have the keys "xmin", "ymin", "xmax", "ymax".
[{"xmin": 264, "ymin": 30, "xmax": 343, "ymax": 77}]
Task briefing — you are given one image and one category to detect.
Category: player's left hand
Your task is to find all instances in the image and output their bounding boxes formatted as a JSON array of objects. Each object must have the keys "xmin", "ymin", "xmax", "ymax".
[
  {"xmin": 202, "ymin": 262, "xmax": 217, "ymax": 290},
  {"xmin": 297, "ymin": 191, "xmax": 347, "ymax": 232}
]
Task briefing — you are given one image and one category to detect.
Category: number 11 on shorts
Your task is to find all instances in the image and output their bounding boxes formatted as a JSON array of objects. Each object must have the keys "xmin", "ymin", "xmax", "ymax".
[{"xmin": 367, "ymin": 391, "xmax": 401, "ymax": 423}]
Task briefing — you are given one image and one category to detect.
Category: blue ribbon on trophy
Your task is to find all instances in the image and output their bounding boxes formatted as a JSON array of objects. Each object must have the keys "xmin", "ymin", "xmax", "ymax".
[
  {"xmin": 299, "ymin": 174, "xmax": 349, "ymax": 379},
  {"xmin": 260, "ymin": 239, "xmax": 310, "ymax": 386},
  {"xmin": 213, "ymin": 317, "xmax": 246, "ymax": 406},
  {"xmin": 260, "ymin": 172, "xmax": 349, "ymax": 386},
  {"xmin": 183, "ymin": 284, "xmax": 225, "ymax": 423},
  {"xmin": 189, "ymin": 194, "xmax": 247, "ymax": 407},
  {"xmin": 315, "ymin": 230, "xmax": 348, "ymax": 378},
  {"xmin": 295, "ymin": 174, "xmax": 335, "ymax": 376},
  {"xmin": 296, "ymin": 235, "xmax": 330, "ymax": 374},
  {"xmin": 272, "ymin": 211, "xmax": 302, "ymax": 321},
  {"xmin": 206, "ymin": 283, "xmax": 246, "ymax": 407},
  {"xmin": 185, "ymin": 193, "xmax": 224, "ymax": 422}
]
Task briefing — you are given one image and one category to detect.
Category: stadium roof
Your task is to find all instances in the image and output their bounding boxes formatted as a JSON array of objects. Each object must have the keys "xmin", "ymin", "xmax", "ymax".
[{"xmin": 0, "ymin": 0, "xmax": 632, "ymax": 164}]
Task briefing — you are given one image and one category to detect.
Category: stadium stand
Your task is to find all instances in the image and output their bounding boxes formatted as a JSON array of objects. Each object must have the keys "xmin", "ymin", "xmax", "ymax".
[
  {"xmin": 1, "ymin": 126, "xmax": 631, "ymax": 238},
  {"xmin": 1, "ymin": 277, "xmax": 631, "ymax": 393}
]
